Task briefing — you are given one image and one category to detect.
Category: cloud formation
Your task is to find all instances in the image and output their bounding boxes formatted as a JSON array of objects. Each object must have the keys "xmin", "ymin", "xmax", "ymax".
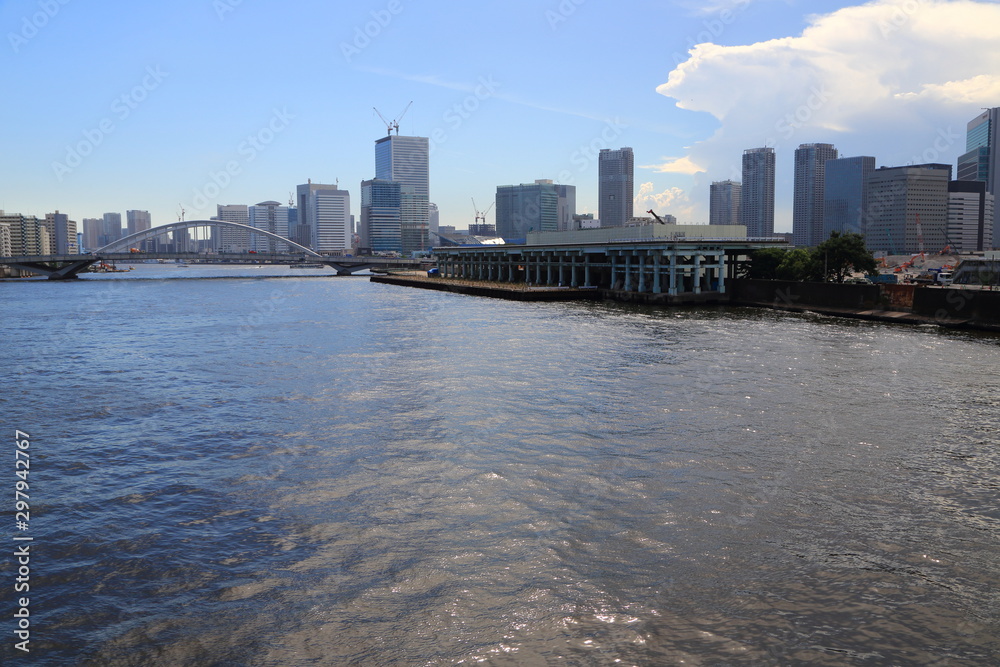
[
  {"xmin": 653, "ymin": 0, "xmax": 1000, "ymax": 226},
  {"xmin": 634, "ymin": 183, "xmax": 696, "ymax": 220}
]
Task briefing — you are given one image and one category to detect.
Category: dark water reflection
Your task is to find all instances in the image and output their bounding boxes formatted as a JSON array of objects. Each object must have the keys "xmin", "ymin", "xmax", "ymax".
[{"xmin": 1, "ymin": 269, "xmax": 997, "ymax": 665}]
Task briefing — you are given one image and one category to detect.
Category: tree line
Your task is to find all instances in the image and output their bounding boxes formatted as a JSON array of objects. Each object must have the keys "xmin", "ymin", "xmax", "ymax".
[{"xmin": 742, "ymin": 232, "xmax": 878, "ymax": 283}]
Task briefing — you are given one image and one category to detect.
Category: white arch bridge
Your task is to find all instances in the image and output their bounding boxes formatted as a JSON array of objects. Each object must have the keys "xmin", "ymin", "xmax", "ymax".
[{"xmin": 0, "ymin": 220, "xmax": 428, "ymax": 279}]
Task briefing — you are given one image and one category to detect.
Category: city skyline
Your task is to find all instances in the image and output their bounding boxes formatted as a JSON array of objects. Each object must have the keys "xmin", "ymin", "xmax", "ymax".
[{"xmin": 2, "ymin": 0, "xmax": 998, "ymax": 235}]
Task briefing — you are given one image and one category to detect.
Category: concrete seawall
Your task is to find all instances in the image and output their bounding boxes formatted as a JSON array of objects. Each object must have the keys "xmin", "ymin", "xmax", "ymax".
[
  {"xmin": 729, "ymin": 279, "xmax": 1000, "ymax": 332},
  {"xmin": 372, "ymin": 274, "xmax": 1000, "ymax": 332},
  {"xmin": 369, "ymin": 275, "xmax": 601, "ymax": 301}
]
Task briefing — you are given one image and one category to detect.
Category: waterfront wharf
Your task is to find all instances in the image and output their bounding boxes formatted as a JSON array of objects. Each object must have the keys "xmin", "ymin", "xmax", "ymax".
[{"xmin": 431, "ymin": 236, "xmax": 788, "ymax": 302}]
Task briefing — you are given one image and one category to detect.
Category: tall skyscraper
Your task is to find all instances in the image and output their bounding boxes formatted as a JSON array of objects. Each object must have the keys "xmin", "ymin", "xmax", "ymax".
[
  {"xmin": 44, "ymin": 211, "xmax": 77, "ymax": 254},
  {"xmin": 361, "ymin": 179, "xmax": 402, "ymax": 253},
  {"xmin": 296, "ymin": 181, "xmax": 351, "ymax": 252},
  {"xmin": 865, "ymin": 164, "xmax": 951, "ymax": 254},
  {"xmin": 709, "ymin": 180, "xmax": 741, "ymax": 226},
  {"xmin": 375, "ymin": 134, "xmax": 430, "ymax": 252},
  {"xmin": 957, "ymin": 107, "xmax": 999, "ymax": 247},
  {"xmin": 823, "ymin": 155, "xmax": 875, "ymax": 240},
  {"xmin": 311, "ymin": 188, "xmax": 351, "ymax": 253},
  {"xmin": 598, "ymin": 147, "xmax": 634, "ymax": 228},
  {"xmin": 216, "ymin": 204, "xmax": 251, "ymax": 253},
  {"xmin": 102, "ymin": 212, "xmax": 123, "ymax": 246},
  {"xmin": 793, "ymin": 143, "xmax": 838, "ymax": 246},
  {"xmin": 428, "ymin": 202, "xmax": 440, "ymax": 241},
  {"xmin": 495, "ymin": 180, "xmax": 576, "ymax": 239},
  {"xmin": 948, "ymin": 180, "xmax": 994, "ymax": 253},
  {"xmin": 81, "ymin": 218, "xmax": 102, "ymax": 251},
  {"xmin": 126, "ymin": 210, "xmax": 152, "ymax": 236},
  {"xmin": 740, "ymin": 147, "xmax": 775, "ymax": 237},
  {"xmin": 248, "ymin": 201, "xmax": 291, "ymax": 252}
]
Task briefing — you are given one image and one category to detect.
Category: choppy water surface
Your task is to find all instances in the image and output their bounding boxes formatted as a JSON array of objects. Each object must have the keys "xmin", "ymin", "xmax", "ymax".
[{"xmin": 2, "ymin": 265, "xmax": 998, "ymax": 665}]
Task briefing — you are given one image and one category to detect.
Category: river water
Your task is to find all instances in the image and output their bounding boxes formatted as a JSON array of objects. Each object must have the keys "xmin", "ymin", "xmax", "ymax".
[{"xmin": 1, "ymin": 264, "xmax": 998, "ymax": 665}]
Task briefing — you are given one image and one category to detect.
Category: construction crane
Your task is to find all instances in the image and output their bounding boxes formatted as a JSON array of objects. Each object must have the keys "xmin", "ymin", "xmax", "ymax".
[
  {"xmin": 373, "ymin": 101, "xmax": 413, "ymax": 136},
  {"xmin": 177, "ymin": 205, "xmax": 185, "ymax": 222},
  {"xmin": 647, "ymin": 209, "xmax": 665, "ymax": 224},
  {"xmin": 472, "ymin": 198, "xmax": 494, "ymax": 226}
]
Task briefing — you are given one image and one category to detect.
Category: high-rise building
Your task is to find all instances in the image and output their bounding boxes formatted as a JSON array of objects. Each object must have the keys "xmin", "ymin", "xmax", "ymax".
[
  {"xmin": 865, "ymin": 164, "xmax": 951, "ymax": 254},
  {"xmin": 43, "ymin": 211, "xmax": 77, "ymax": 254},
  {"xmin": 740, "ymin": 147, "xmax": 775, "ymax": 237},
  {"xmin": 297, "ymin": 184, "xmax": 351, "ymax": 253},
  {"xmin": 81, "ymin": 218, "xmax": 102, "ymax": 251},
  {"xmin": 297, "ymin": 181, "xmax": 351, "ymax": 252},
  {"xmin": 598, "ymin": 147, "xmax": 634, "ymax": 228},
  {"xmin": 1, "ymin": 214, "xmax": 47, "ymax": 255},
  {"xmin": 361, "ymin": 179, "xmax": 402, "ymax": 253},
  {"xmin": 375, "ymin": 135, "xmax": 430, "ymax": 252},
  {"xmin": 126, "ymin": 210, "xmax": 152, "ymax": 236},
  {"xmin": 0, "ymin": 222, "xmax": 11, "ymax": 258},
  {"xmin": 216, "ymin": 204, "xmax": 251, "ymax": 253},
  {"xmin": 957, "ymin": 107, "xmax": 999, "ymax": 247},
  {"xmin": 709, "ymin": 180, "xmax": 741, "ymax": 226},
  {"xmin": 823, "ymin": 156, "xmax": 875, "ymax": 240},
  {"xmin": 948, "ymin": 180, "xmax": 994, "ymax": 253},
  {"xmin": 495, "ymin": 180, "xmax": 575, "ymax": 239},
  {"xmin": 793, "ymin": 143, "xmax": 838, "ymax": 246},
  {"xmin": 102, "ymin": 212, "xmax": 123, "ymax": 247},
  {"xmin": 248, "ymin": 201, "xmax": 291, "ymax": 252},
  {"xmin": 428, "ymin": 202, "xmax": 439, "ymax": 241}
]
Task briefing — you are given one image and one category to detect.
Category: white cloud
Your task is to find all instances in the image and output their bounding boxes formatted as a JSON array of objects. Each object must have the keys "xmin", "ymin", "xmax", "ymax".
[
  {"xmin": 635, "ymin": 183, "xmax": 697, "ymax": 220},
  {"xmin": 655, "ymin": 0, "xmax": 1000, "ymax": 229},
  {"xmin": 641, "ymin": 156, "xmax": 706, "ymax": 175}
]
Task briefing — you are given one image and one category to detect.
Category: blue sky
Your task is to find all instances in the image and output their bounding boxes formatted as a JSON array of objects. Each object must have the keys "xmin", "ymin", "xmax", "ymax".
[{"xmin": 2, "ymin": 0, "xmax": 999, "ymax": 234}]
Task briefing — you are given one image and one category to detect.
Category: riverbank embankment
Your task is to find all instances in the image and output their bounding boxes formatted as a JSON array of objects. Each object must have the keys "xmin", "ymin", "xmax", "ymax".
[{"xmin": 373, "ymin": 273, "xmax": 1000, "ymax": 332}]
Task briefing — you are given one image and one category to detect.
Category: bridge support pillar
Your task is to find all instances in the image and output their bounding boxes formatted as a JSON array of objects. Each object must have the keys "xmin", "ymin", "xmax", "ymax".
[{"xmin": 7, "ymin": 259, "xmax": 97, "ymax": 280}]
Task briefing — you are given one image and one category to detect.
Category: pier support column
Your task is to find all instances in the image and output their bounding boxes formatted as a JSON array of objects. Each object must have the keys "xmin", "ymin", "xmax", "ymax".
[
  {"xmin": 625, "ymin": 254, "xmax": 632, "ymax": 292},
  {"xmin": 611, "ymin": 254, "xmax": 618, "ymax": 289},
  {"xmin": 669, "ymin": 251, "xmax": 678, "ymax": 296},
  {"xmin": 584, "ymin": 256, "xmax": 590, "ymax": 288},
  {"xmin": 717, "ymin": 253, "xmax": 727, "ymax": 293},
  {"xmin": 638, "ymin": 253, "xmax": 646, "ymax": 293},
  {"xmin": 653, "ymin": 253, "xmax": 662, "ymax": 294},
  {"xmin": 694, "ymin": 254, "xmax": 702, "ymax": 294}
]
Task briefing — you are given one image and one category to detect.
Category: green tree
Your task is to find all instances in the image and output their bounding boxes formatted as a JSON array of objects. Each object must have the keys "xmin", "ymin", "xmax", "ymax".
[
  {"xmin": 776, "ymin": 247, "xmax": 821, "ymax": 281},
  {"xmin": 744, "ymin": 247, "xmax": 821, "ymax": 281},
  {"xmin": 744, "ymin": 248, "xmax": 786, "ymax": 279},
  {"xmin": 814, "ymin": 231, "xmax": 877, "ymax": 283}
]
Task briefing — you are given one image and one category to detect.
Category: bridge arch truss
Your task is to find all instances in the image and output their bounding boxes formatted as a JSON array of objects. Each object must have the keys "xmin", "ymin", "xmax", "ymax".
[{"xmin": 96, "ymin": 220, "xmax": 321, "ymax": 257}]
